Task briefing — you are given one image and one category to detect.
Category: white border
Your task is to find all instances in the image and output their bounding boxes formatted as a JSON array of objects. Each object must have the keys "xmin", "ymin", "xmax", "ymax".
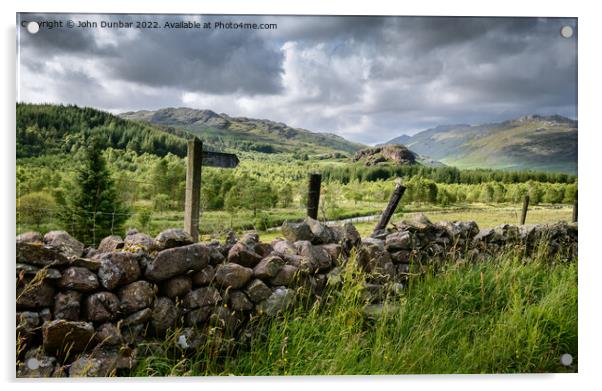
[{"xmin": 2, "ymin": 1, "xmax": 600, "ymax": 390}]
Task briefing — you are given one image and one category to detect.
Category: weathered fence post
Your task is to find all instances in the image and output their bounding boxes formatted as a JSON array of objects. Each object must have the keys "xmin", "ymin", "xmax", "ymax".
[
  {"xmin": 520, "ymin": 194, "xmax": 530, "ymax": 225},
  {"xmin": 371, "ymin": 182, "xmax": 406, "ymax": 237},
  {"xmin": 184, "ymin": 138, "xmax": 203, "ymax": 242},
  {"xmin": 572, "ymin": 190, "xmax": 578, "ymax": 223},
  {"xmin": 307, "ymin": 173, "xmax": 322, "ymax": 219}
]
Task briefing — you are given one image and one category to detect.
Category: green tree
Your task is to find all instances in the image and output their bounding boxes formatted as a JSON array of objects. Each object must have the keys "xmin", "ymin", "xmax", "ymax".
[
  {"xmin": 17, "ymin": 192, "xmax": 56, "ymax": 229},
  {"xmin": 60, "ymin": 138, "xmax": 129, "ymax": 245}
]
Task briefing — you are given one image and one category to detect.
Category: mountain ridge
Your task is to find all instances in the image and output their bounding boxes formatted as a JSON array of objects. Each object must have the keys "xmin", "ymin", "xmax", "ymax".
[{"xmin": 379, "ymin": 115, "xmax": 577, "ymax": 174}]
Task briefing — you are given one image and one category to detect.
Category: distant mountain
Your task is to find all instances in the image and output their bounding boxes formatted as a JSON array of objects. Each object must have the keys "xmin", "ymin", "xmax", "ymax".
[
  {"xmin": 121, "ymin": 107, "xmax": 365, "ymax": 155},
  {"xmin": 380, "ymin": 115, "xmax": 577, "ymax": 174}
]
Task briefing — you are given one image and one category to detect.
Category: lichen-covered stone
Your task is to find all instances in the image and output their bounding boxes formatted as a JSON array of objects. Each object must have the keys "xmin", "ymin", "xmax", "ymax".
[
  {"xmin": 58, "ymin": 267, "xmax": 99, "ymax": 292},
  {"xmin": 253, "ymin": 255, "xmax": 285, "ymax": 280},
  {"xmin": 42, "ymin": 320, "xmax": 95, "ymax": 357},
  {"xmin": 227, "ymin": 242, "xmax": 263, "ymax": 268},
  {"xmin": 281, "ymin": 220, "xmax": 314, "ymax": 243},
  {"xmin": 16, "ymin": 242, "xmax": 69, "ymax": 267},
  {"xmin": 215, "ymin": 263, "xmax": 253, "ymax": 289},
  {"xmin": 43, "ymin": 230, "xmax": 85, "ymax": 258},
  {"xmin": 118, "ymin": 281, "xmax": 155, "ymax": 314},
  {"xmin": 17, "ymin": 279, "xmax": 55, "ymax": 309},
  {"xmin": 97, "ymin": 235, "xmax": 124, "ymax": 253},
  {"xmin": 226, "ymin": 290, "xmax": 254, "ymax": 312},
  {"xmin": 84, "ymin": 292, "xmax": 120, "ymax": 323},
  {"xmin": 151, "ymin": 297, "xmax": 178, "ymax": 334},
  {"xmin": 191, "ymin": 265, "xmax": 215, "ymax": 286},
  {"xmin": 256, "ymin": 287, "xmax": 295, "ymax": 316},
  {"xmin": 161, "ymin": 275, "xmax": 192, "ymax": 299},
  {"xmin": 154, "ymin": 228, "xmax": 194, "ymax": 251},
  {"xmin": 269, "ymin": 265, "xmax": 300, "ymax": 287},
  {"xmin": 98, "ymin": 252, "xmax": 141, "ymax": 290},
  {"xmin": 244, "ymin": 279, "xmax": 272, "ymax": 303},
  {"xmin": 183, "ymin": 287, "xmax": 221, "ymax": 309},
  {"xmin": 145, "ymin": 243, "xmax": 209, "ymax": 281},
  {"xmin": 54, "ymin": 290, "xmax": 81, "ymax": 321}
]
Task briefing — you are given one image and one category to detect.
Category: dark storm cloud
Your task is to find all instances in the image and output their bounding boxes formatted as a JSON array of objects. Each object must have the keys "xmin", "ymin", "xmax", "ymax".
[{"xmin": 17, "ymin": 14, "xmax": 577, "ymax": 144}]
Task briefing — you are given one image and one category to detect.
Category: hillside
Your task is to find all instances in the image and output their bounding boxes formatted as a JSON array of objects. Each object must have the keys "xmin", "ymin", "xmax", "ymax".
[
  {"xmin": 380, "ymin": 115, "xmax": 577, "ymax": 174},
  {"xmin": 17, "ymin": 103, "xmax": 189, "ymax": 158},
  {"xmin": 120, "ymin": 107, "xmax": 366, "ymax": 155},
  {"xmin": 352, "ymin": 144, "xmax": 417, "ymax": 166}
]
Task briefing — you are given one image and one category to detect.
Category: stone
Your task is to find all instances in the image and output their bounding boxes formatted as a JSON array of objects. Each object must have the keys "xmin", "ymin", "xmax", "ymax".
[
  {"xmin": 39, "ymin": 308, "xmax": 52, "ymax": 323},
  {"xmin": 385, "ymin": 231, "xmax": 412, "ymax": 251},
  {"xmin": 244, "ymin": 279, "xmax": 273, "ymax": 303},
  {"xmin": 54, "ymin": 291, "xmax": 81, "ymax": 321},
  {"xmin": 16, "ymin": 241, "xmax": 69, "ymax": 267},
  {"xmin": 69, "ymin": 347, "xmax": 136, "ymax": 377},
  {"xmin": 340, "ymin": 222, "xmax": 362, "ymax": 253},
  {"xmin": 227, "ymin": 242, "xmax": 263, "ymax": 268},
  {"xmin": 184, "ymin": 307, "xmax": 212, "ymax": 326},
  {"xmin": 297, "ymin": 241, "xmax": 332, "ymax": 271},
  {"xmin": 208, "ymin": 246, "xmax": 226, "ymax": 265},
  {"xmin": 43, "ymin": 230, "xmax": 85, "ymax": 258},
  {"xmin": 271, "ymin": 239, "xmax": 297, "ymax": 255},
  {"xmin": 17, "ymin": 279, "xmax": 55, "ymax": 309},
  {"xmin": 209, "ymin": 306, "xmax": 244, "ymax": 332},
  {"xmin": 118, "ymin": 281, "xmax": 155, "ymax": 314},
  {"xmin": 306, "ymin": 217, "xmax": 338, "ymax": 244},
  {"xmin": 42, "ymin": 320, "xmax": 95, "ymax": 357},
  {"xmin": 123, "ymin": 232, "xmax": 154, "ymax": 253},
  {"xmin": 257, "ymin": 287, "xmax": 295, "ymax": 316},
  {"xmin": 269, "ymin": 265, "xmax": 300, "ymax": 287},
  {"xmin": 389, "ymin": 250, "xmax": 411, "ymax": 264},
  {"xmin": 145, "ymin": 243, "xmax": 209, "ymax": 281},
  {"xmin": 122, "ymin": 308, "xmax": 153, "ymax": 327},
  {"xmin": 254, "ymin": 242, "xmax": 274, "ymax": 257},
  {"xmin": 183, "ymin": 287, "xmax": 222, "ymax": 309},
  {"xmin": 362, "ymin": 303, "xmax": 396, "ymax": 320},
  {"xmin": 281, "ymin": 220, "xmax": 314, "ymax": 243},
  {"xmin": 226, "ymin": 290, "xmax": 254, "ymax": 312},
  {"xmin": 191, "ymin": 265, "xmax": 215, "ymax": 286},
  {"xmin": 69, "ymin": 257, "xmax": 102, "ymax": 272},
  {"xmin": 84, "ymin": 292, "xmax": 120, "ymax": 323},
  {"xmin": 57, "ymin": 267, "xmax": 99, "ymax": 292},
  {"xmin": 215, "ymin": 263, "xmax": 253, "ymax": 289},
  {"xmin": 161, "ymin": 275, "xmax": 192, "ymax": 299},
  {"xmin": 16, "ymin": 311, "xmax": 40, "ymax": 344},
  {"xmin": 16, "ymin": 264, "xmax": 61, "ymax": 280},
  {"xmin": 151, "ymin": 297, "xmax": 178, "ymax": 334},
  {"xmin": 176, "ymin": 327, "xmax": 207, "ymax": 350},
  {"xmin": 321, "ymin": 243, "xmax": 343, "ymax": 265},
  {"xmin": 17, "ymin": 348, "xmax": 58, "ymax": 378},
  {"xmin": 280, "ymin": 253, "xmax": 316, "ymax": 273},
  {"xmin": 253, "ymin": 255, "xmax": 285, "ymax": 279},
  {"xmin": 95, "ymin": 323, "xmax": 123, "ymax": 346},
  {"xmin": 98, "ymin": 252, "xmax": 141, "ymax": 290},
  {"xmin": 240, "ymin": 232, "xmax": 260, "ymax": 246},
  {"xmin": 154, "ymin": 228, "xmax": 194, "ymax": 251},
  {"xmin": 326, "ymin": 267, "xmax": 343, "ymax": 286},
  {"xmin": 16, "ymin": 231, "xmax": 43, "ymax": 244},
  {"xmin": 97, "ymin": 235, "xmax": 124, "ymax": 253}
]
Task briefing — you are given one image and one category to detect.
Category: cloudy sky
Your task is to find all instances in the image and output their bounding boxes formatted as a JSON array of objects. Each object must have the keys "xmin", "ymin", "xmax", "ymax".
[{"xmin": 17, "ymin": 14, "xmax": 577, "ymax": 144}]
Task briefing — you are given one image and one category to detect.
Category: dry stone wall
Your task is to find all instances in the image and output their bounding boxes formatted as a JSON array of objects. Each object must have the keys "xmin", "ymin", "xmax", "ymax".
[{"xmin": 16, "ymin": 216, "xmax": 577, "ymax": 377}]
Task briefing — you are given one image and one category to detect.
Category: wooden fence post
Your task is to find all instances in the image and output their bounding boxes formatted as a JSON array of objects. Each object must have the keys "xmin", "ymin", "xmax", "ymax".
[
  {"xmin": 520, "ymin": 194, "xmax": 530, "ymax": 225},
  {"xmin": 307, "ymin": 173, "xmax": 322, "ymax": 220},
  {"xmin": 572, "ymin": 190, "xmax": 578, "ymax": 223},
  {"xmin": 372, "ymin": 182, "xmax": 406, "ymax": 237},
  {"xmin": 184, "ymin": 138, "xmax": 203, "ymax": 242}
]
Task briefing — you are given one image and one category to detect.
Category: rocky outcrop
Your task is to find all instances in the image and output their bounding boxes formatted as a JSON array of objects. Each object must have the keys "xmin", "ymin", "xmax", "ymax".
[
  {"xmin": 352, "ymin": 144, "xmax": 417, "ymax": 166},
  {"xmin": 15, "ymin": 221, "xmax": 577, "ymax": 377}
]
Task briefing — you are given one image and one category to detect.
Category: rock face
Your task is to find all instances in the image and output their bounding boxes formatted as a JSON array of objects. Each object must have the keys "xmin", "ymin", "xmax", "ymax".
[
  {"xmin": 352, "ymin": 144, "xmax": 416, "ymax": 166},
  {"xmin": 145, "ymin": 244, "xmax": 209, "ymax": 281},
  {"xmin": 14, "ymin": 219, "xmax": 577, "ymax": 377}
]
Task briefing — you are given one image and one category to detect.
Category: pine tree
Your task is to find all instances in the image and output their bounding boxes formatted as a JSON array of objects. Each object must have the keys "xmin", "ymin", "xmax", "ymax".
[{"xmin": 60, "ymin": 138, "xmax": 129, "ymax": 245}]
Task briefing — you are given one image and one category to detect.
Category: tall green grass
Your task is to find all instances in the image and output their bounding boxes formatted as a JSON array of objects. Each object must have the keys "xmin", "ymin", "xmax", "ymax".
[{"xmin": 131, "ymin": 248, "xmax": 577, "ymax": 376}]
